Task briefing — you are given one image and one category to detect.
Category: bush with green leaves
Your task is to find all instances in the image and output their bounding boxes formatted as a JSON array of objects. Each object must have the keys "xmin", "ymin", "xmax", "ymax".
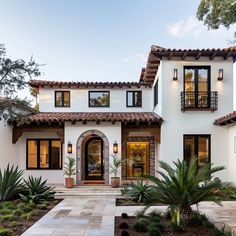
[
  {"xmin": 146, "ymin": 158, "xmax": 224, "ymax": 226},
  {"xmin": 148, "ymin": 222, "xmax": 163, "ymax": 236},
  {"xmin": 133, "ymin": 219, "xmax": 148, "ymax": 232},
  {"xmin": 0, "ymin": 228, "xmax": 13, "ymax": 236},
  {"xmin": 19, "ymin": 176, "xmax": 55, "ymax": 204},
  {"xmin": 0, "ymin": 165, "xmax": 24, "ymax": 201},
  {"xmin": 122, "ymin": 179, "xmax": 153, "ymax": 203}
]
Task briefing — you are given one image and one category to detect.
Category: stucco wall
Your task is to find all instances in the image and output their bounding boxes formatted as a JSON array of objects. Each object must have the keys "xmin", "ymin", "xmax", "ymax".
[
  {"xmin": 154, "ymin": 58, "xmax": 234, "ymax": 182},
  {"xmin": 65, "ymin": 122, "xmax": 122, "ymax": 184},
  {"xmin": 228, "ymin": 125, "xmax": 236, "ymax": 184},
  {"xmin": 39, "ymin": 88, "xmax": 152, "ymax": 112}
]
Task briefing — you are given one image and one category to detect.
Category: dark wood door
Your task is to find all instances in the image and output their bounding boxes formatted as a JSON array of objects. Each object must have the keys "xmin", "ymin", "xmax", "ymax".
[{"xmin": 85, "ymin": 137, "xmax": 104, "ymax": 180}]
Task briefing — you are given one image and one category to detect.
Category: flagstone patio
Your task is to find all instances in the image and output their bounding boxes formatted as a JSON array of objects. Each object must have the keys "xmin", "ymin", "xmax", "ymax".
[{"xmin": 22, "ymin": 197, "xmax": 236, "ymax": 236}]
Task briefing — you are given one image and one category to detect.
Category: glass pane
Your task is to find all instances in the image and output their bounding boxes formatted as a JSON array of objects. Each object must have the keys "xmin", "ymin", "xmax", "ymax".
[
  {"xmin": 55, "ymin": 92, "xmax": 62, "ymax": 106},
  {"xmin": 87, "ymin": 139, "xmax": 103, "ymax": 179},
  {"xmin": 40, "ymin": 141, "xmax": 49, "ymax": 168},
  {"xmin": 127, "ymin": 92, "xmax": 133, "ymax": 106},
  {"xmin": 198, "ymin": 69, "xmax": 209, "ymax": 108},
  {"xmin": 134, "ymin": 92, "xmax": 142, "ymax": 107},
  {"xmin": 185, "ymin": 69, "xmax": 195, "ymax": 107},
  {"xmin": 28, "ymin": 140, "xmax": 37, "ymax": 168},
  {"xmin": 198, "ymin": 137, "xmax": 209, "ymax": 167},
  {"xmin": 63, "ymin": 92, "xmax": 70, "ymax": 107},
  {"xmin": 89, "ymin": 92, "xmax": 109, "ymax": 107},
  {"xmin": 184, "ymin": 136, "xmax": 195, "ymax": 163},
  {"xmin": 126, "ymin": 142, "xmax": 149, "ymax": 178},
  {"xmin": 51, "ymin": 141, "xmax": 61, "ymax": 169}
]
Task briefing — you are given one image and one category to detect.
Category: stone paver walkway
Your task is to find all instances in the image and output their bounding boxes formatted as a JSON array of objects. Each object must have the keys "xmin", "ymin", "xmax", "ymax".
[{"xmin": 22, "ymin": 198, "xmax": 236, "ymax": 236}]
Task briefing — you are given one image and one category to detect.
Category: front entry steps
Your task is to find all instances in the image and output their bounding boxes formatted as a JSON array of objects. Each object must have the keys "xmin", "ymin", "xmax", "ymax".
[
  {"xmin": 80, "ymin": 180, "xmax": 105, "ymax": 185},
  {"xmin": 54, "ymin": 185, "xmax": 122, "ymax": 199}
]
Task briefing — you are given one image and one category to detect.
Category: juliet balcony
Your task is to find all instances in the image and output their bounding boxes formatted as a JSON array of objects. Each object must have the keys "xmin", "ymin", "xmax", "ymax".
[{"xmin": 181, "ymin": 91, "xmax": 218, "ymax": 112}]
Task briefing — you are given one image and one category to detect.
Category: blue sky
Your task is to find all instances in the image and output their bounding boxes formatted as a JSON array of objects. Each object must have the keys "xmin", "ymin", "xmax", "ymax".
[{"xmin": 0, "ymin": 0, "xmax": 235, "ymax": 88}]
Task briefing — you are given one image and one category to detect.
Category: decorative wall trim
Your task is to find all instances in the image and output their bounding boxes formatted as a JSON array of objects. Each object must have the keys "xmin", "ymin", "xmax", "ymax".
[{"xmin": 76, "ymin": 130, "xmax": 109, "ymax": 185}]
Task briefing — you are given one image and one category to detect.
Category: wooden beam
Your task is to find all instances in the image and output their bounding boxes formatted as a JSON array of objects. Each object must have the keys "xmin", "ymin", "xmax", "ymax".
[
  {"xmin": 182, "ymin": 52, "xmax": 187, "ymax": 60},
  {"xmin": 210, "ymin": 52, "xmax": 217, "ymax": 60},
  {"xmin": 224, "ymin": 52, "xmax": 231, "ymax": 60},
  {"xmin": 168, "ymin": 53, "xmax": 173, "ymax": 60},
  {"xmin": 195, "ymin": 52, "xmax": 202, "ymax": 60}
]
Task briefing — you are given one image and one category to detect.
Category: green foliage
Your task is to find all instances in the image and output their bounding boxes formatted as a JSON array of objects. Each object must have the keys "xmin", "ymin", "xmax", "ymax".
[
  {"xmin": 109, "ymin": 155, "xmax": 123, "ymax": 177},
  {"xmin": 0, "ymin": 229, "xmax": 13, "ymax": 236},
  {"xmin": 37, "ymin": 203, "xmax": 47, "ymax": 210},
  {"xmin": 0, "ymin": 165, "xmax": 24, "ymax": 201},
  {"xmin": 147, "ymin": 222, "xmax": 162, "ymax": 236},
  {"xmin": 197, "ymin": 0, "xmax": 236, "ymax": 29},
  {"xmin": 17, "ymin": 203, "xmax": 32, "ymax": 213},
  {"xmin": 170, "ymin": 222, "xmax": 183, "ymax": 233},
  {"xmin": 19, "ymin": 175, "xmax": 55, "ymax": 204},
  {"xmin": 146, "ymin": 158, "xmax": 224, "ymax": 225},
  {"xmin": 13, "ymin": 208, "xmax": 24, "ymax": 216},
  {"xmin": 64, "ymin": 157, "xmax": 76, "ymax": 177},
  {"xmin": 0, "ymin": 214, "xmax": 16, "ymax": 222},
  {"xmin": 8, "ymin": 221, "xmax": 20, "ymax": 228},
  {"xmin": 21, "ymin": 212, "xmax": 33, "ymax": 221},
  {"xmin": 133, "ymin": 219, "xmax": 148, "ymax": 232},
  {"xmin": 219, "ymin": 182, "xmax": 236, "ymax": 199},
  {"xmin": 147, "ymin": 211, "xmax": 162, "ymax": 223},
  {"xmin": 0, "ymin": 209, "xmax": 12, "ymax": 215},
  {"xmin": 123, "ymin": 179, "xmax": 153, "ymax": 203}
]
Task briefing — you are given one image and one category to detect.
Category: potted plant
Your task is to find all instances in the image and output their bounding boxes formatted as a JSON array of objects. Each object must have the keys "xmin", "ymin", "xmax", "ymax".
[
  {"xmin": 64, "ymin": 156, "xmax": 76, "ymax": 188},
  {"xmin": 110, "ymin": 155, "xmax": 123, "ymax": 188}
]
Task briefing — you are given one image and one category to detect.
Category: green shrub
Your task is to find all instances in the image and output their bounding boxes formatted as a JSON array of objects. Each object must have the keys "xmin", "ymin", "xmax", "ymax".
[
  {"xmin": 37, "ymin": 203, "xmax": 47, "ymax": 210},
  {"xmin": 8, "ymin": 221, "xmax": 20, "ymax": 228},
  {"xmin": 1, "ymin": 202, "xmax": 14, "ymax": 209},
  {"xmin": 0, "ymin": 209, "xmax": 12, "ymax": 215},
  {"xmin": 14, "ymin": 208, "xmax": 24, "ymax": 216},
  {"xmin": 148, "ymin": 222, "xmax": 162, "ymax": 236},
  {"xmin": 21, "ymin": 212, "xmax": 33, "ymax": 221},
  {"xmin": 20, "ymin": 176, "xmax": 55, "ymax": 204},
  {"xmin": 123, "ymin": 179, "xmax": 153, "ymax": 203},
  {"xmin": 0, "ymin": 229, "xmax": 13, "ymax": 236},
  {"xmin": 147, "ymin": 211, "xmax": 162, "ymax": 223},
  {"xmin": 17, "ymin": 203, "xmax": 32, "ymax": 213},
  {"xmin": 0, "ymin": 165, "xmax": 24, "ymax": 201},
  {"xmin": 0, "ymin": 214, "xmax": 16, "ymax": 222},
  {"xmin": 133, "ymin": 219, "xmax": 148, "ymax": 232},
  {"xmin": 220, "ymin": 182, "xmax": 236, "ymax": 200},
  {"xmin": 170, "ymin": 222, "xmax": 183, "ymax": 232}
]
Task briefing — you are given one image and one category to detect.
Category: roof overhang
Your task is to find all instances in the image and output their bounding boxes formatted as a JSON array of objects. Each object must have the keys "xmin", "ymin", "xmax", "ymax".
[{"xmin": 214, "ymin": 111, "xmax": 236, "ymax": 126}]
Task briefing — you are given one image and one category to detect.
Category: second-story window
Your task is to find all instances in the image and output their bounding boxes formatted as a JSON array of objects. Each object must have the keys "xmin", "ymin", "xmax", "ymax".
[
  {"xmin": 127, "ymin": 91, "xmax": 142, "ymax": 107},
  {"xmin": 55, "ymin": 91, "xmax": 70, "ymax": 107},
  {"xmin": 89, "ymin": 91, "xmax": 110, "ymax": 107}
]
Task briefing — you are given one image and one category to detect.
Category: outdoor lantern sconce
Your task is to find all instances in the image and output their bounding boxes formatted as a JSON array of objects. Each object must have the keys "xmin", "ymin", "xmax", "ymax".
[
  {"xmin": 218, "ymin": 69, "xmax": 223, "ymax": 81},
  {"xmin": 113, "ymin": 141, "xmax": 118, "ymax": 154},
  {"xmin": 67, "ymin": 141, "xmax": 72, "ymax": 154},
  {"xmin": 173, "ymin": 69, "xmax": 178, "ymax": 81}
]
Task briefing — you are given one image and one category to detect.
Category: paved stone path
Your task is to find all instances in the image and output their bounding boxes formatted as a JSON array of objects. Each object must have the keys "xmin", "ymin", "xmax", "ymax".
[{"xmin": 22, "ymin": 198, "xmax": 236, "ymax": 236}]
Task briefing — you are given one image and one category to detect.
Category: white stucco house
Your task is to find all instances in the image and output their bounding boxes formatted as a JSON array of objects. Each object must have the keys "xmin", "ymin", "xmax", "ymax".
[{"xmin": 1, "ymin": 45, "xmax": 236, "ymax": 185}]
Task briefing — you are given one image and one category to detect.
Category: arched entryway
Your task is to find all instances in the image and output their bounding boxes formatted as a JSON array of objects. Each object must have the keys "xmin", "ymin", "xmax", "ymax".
[{"xmin": 76, "ymin": 130, "xmax": 109, "ymax": 185}]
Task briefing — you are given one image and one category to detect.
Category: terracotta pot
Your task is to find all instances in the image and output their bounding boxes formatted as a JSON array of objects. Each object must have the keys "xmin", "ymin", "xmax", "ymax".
[
  {"xmin": 111, "ymin": 177, "xmax": 120, "ymax": 188},
  {"xmin": 65, "ymin": 177, "xmax": 74, "ymax": 188}
]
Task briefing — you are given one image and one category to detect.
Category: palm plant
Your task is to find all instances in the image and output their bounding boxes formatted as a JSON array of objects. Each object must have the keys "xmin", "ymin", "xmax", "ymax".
[
  {"xmin": 123, "ymin": 179, "xmax": 153, "ymax": 203},
  {"xmin": 0, "ymin": 165, "xmax": 24, "ymax": 201},
  {"xmin": 146, "ymin": 158, "xmax": 224, "ymax": 225},
  {"xmin": 110, "ymin": 155, "xmax": 123, "ymax": 178},
  {"xmin": 64, "ymin": 156, "xmax": 76, "ymax": 177}
]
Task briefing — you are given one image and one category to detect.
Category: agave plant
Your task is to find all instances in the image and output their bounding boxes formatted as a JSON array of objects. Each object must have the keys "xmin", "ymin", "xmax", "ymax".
[
  {"xmin": 146, "ymin": 158, "xmax": 224, "ymax": 225},
  {"xmin": 20, "ymin": 176, "xmax": 55, "ymax": 204},
  {"xmin": 123, "ymin": 179, "xmax": 153, "ymax": 203},
  {"xmin": 0, "ymin": 164, "xmax": 24, "ymax": 201}
]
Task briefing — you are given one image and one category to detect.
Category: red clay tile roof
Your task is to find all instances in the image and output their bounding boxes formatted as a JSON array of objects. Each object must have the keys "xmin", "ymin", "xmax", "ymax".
[
  {"xmin": 26, "ymin": 112, "xmax": 163, "ymax": 124},
  {"xmin": 214, "ymin": 111, "xmax": 236, "ymax": 126},
  {"xmin": 29, "ymin": 80, "xmax": 152, "ymax": 89},
  {"xmin": 141, "ymin": 45, "xmax": 236, "ymax": 84}
]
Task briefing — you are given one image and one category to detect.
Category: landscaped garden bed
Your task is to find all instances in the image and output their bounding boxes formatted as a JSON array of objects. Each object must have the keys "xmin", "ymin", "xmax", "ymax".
[
  {"xmin": 0, "ymin": 199, "xmax": 61, "ymax": 236},
  {"xmin": 116, "ymin": 198, "xmax": 165, "ymax": 206}
]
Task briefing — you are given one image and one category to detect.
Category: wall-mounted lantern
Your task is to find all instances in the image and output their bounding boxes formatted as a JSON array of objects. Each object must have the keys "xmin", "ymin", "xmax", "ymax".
[
  {"xmin": 173, "ymin": 69, "xmax": 178, "ymax": 81},
  {"xmin": 67, "ymin": 141, "xmax": 72, "ymax": 154},
  {"xmin": 218, "ymin": 69, "xmax": 223, "ymax": 81},
  {"xmin": 113, "ymin": 141, "xmax": 118, "ymax": 154}
]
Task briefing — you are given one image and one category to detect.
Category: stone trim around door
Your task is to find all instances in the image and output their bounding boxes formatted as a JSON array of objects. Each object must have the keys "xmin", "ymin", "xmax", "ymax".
[
  {"xmin": 121, "ymin": 136, "xmax": 155, "ymax": 180},
  {"xmin": 76, "ymin": 130, "xmax": 109, "ymax": 185}
]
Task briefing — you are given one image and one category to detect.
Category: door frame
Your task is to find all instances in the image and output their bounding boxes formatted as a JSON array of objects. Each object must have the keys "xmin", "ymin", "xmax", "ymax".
[{"xmin": 84, "ymin": 137, "xmax": 104, "ymax": 180}]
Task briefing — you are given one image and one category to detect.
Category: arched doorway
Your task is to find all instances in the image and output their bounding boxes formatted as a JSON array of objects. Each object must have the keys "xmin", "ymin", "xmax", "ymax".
[
  {"xmin": 76, "ymin": 130, "xmax": 109, "ymax": 185},
  {"xmin": 84, "ymin": 137, "xmax": 104, "ymax": 180}
]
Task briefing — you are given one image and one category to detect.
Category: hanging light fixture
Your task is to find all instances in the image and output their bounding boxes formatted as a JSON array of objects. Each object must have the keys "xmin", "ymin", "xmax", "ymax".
[
  {"xmin": 173, "ymin": 69, "xmax": 178, "ymax": 81},
  {"xmin": 67, "ymin": 141, "xmax": 72, "ymax": 154},
  {"xmin": 113, "ymin": 141, "xmax": 118, "ymax": 154}
]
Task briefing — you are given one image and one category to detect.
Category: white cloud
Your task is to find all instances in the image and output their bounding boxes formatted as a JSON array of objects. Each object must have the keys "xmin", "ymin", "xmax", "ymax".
[
  {"xmin": 122, "ymin": 53, "xmax": 146, "ymax": 63},
  {"xmin": 167, "ymin": 16, "xmax": 203, "ymax": 39}
]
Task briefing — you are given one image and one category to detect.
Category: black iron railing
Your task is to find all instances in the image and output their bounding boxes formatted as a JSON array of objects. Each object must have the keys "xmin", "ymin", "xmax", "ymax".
[{"xmin": 181, "ymin": 91, "xmax": 218, "ymax": 111}]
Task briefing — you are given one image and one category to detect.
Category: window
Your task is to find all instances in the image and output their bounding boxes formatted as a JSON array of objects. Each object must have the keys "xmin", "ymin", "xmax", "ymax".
[
  {"xmin": 126, "ymin": 142, "xmax": 149, "ymax": 178},
  {"xmin": 27, "ymin": 139, "xmax": 62, "ymax": 169},
  {"xmin": 184, "ymin": 135, "xmax": 210, "ymax": 167},
  {"xmin": 154, "ymin": 80, "xmax": 158, "ymax": 107},
  {"xmin": 89, "ymin": 91, "xmax": 110, "ymax": 107},
  {"xmin": 127, "ymin": 91, "xmax": 142, "ymax": 107},
  {"xmin": 184, "ymin": 66, "xmax": 210, "ymax": 109},
  {"xmin": 55, "ymin": 91, "xmax": 70, "ymax": 107}
]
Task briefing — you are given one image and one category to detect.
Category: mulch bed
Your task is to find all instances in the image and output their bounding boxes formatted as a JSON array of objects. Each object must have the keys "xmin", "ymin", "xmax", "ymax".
[
  {"xmin": 0, "ymin": 199, "xmax": 61, "ymax": 236},
  {"xmin": 115, "ymin": 216, "xmax": 216, "ymax": 236}
]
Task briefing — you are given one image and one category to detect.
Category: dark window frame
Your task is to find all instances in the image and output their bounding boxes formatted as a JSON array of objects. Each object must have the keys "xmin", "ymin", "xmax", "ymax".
[
  {"xmin": 183, "ymin": 66, "xmax": 211, "ymax": 108},
  {"xmin": 154, "ymin": 80, "xmax": 158, "ymax": 107},
  {"xmin": 183, "ymin": 134, "xmax": 211, "ymax": 166},
  {"xmin": 126, "ymin": 91, "xmax": 142, "ymax": 107},
  {"xmin": 55, "ymin": 91, "xmax": 70, "ymax": 107},
  {"xmin": 88, "ymin": 91, "xmax": 110, "ymax": 107},
  {"xmin": 26, "ymin": 139, "xmax": 63, "ymax": 170}
]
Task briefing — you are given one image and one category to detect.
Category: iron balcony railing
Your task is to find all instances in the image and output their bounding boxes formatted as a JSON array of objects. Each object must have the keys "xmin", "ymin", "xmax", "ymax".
[{"xmin": 181, "ymin": 91, "xmax": 218, "ymax": 111}]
